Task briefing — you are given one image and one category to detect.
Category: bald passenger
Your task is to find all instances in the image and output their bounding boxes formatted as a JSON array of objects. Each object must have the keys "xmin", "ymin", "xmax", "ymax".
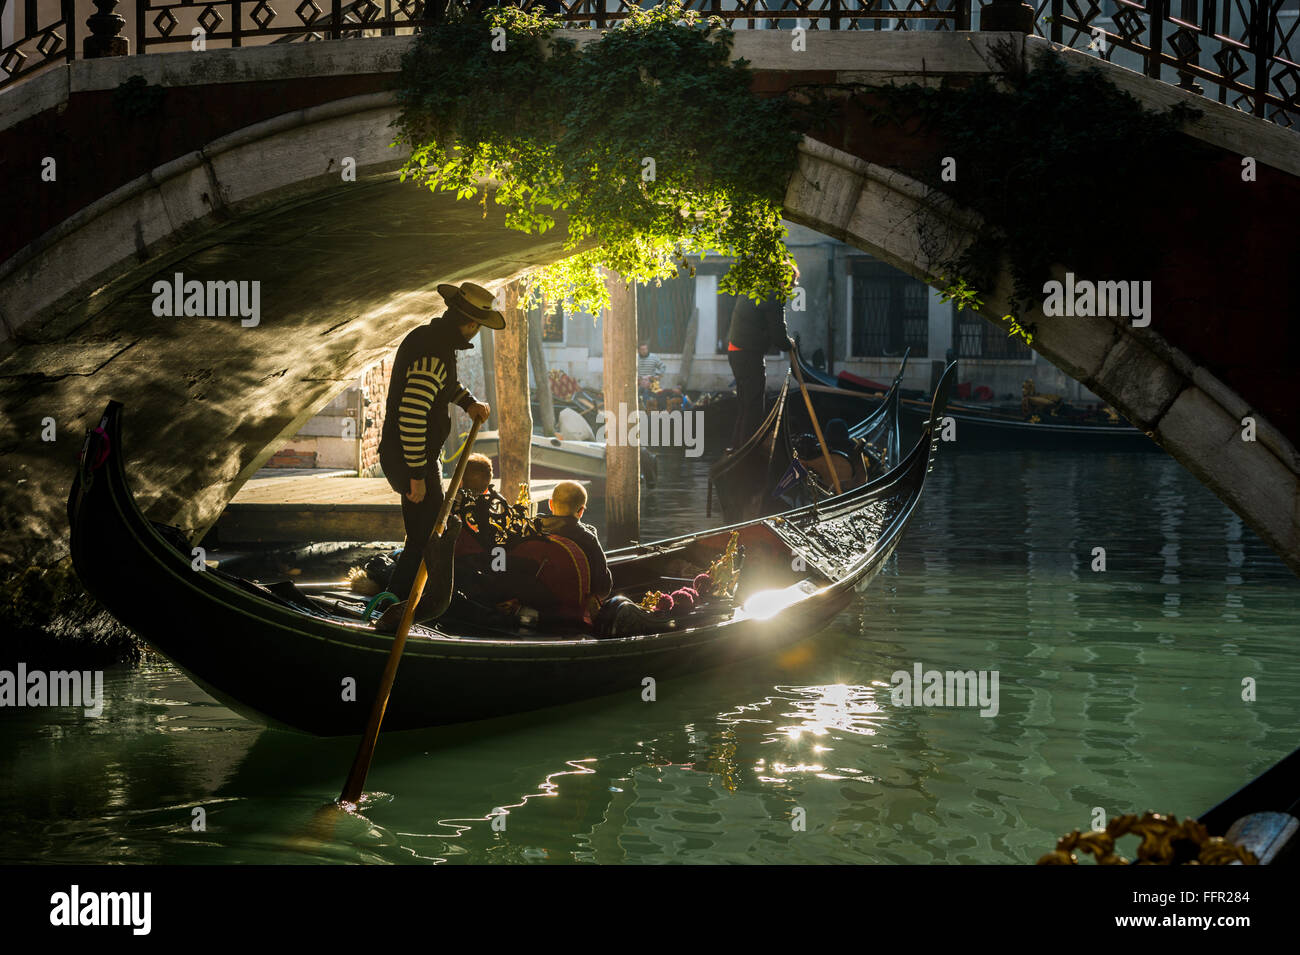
[{"xmin": 537, "ymin": 481, "xmax": 612, "ymax": 599}]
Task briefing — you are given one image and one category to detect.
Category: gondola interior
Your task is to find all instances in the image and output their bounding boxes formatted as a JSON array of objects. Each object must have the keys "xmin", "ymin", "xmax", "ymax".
[{"xmin": 708, "ymin": 350, "xmax": 909, "ymax": 523}]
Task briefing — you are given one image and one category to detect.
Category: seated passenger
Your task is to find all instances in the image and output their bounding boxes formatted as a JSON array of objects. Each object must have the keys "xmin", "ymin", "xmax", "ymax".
[
  {"xmin": 537, "ymin": 480, "xmax": 612, "ymax": 600},
  {"xmin": 794, "ymin": 434, "xmax": 855, "ymax": 490},
  {"xmin": 825, "ymin": 418, "xmax": 869, "ymax": 486},
  {"xmin": 456, "ymin": 453, "xmax": 513, "ymax": 555},
  {"xmin": 462, "ymin": 452, "xmax": 494, "ymax": 495},
  {"xmin": 451, "ymin": 453, "xmax": 507, "ymax": 608}
]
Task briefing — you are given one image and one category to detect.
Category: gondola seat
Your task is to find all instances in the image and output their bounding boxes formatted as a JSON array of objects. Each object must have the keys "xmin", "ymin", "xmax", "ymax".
[
  {"xmin": 805, "ymin": 450, "xmax": 856, "ymax": 489},
  {"xmin": 454, "ymin": 530, "xmax": 487, "ymax": 557},
  {"xmin": 508, "ymin": 536, "xmax": 595, "ymax": 626},
  {"xmin": 452, "ymin": 532, "xmax": 596, "ymax": 628}
]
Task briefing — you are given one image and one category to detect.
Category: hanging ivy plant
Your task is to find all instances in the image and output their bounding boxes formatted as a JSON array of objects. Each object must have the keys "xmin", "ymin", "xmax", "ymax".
[
  {"xmin": 392, "ymin": 1, "xmax": 803, "ymax": 315},
  {"xmin": 832, "ymin": 47, "xmax": 1203, "ymax": 345}
]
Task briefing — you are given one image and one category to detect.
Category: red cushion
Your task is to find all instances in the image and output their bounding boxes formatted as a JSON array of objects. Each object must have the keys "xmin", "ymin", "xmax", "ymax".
[
  {"xmin": 509, "ymin": 536, "xmax": 593, "ymax": 624},
  {"xmin": 454, "ymin": 534, "xmax": 484, "ymax": 557},
  {"xmin": 836, "ymin": 370, "xmax": 891, "ymax": 392}
]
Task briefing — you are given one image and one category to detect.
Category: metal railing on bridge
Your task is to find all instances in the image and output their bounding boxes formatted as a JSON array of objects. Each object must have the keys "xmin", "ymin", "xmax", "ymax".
[{"xmin": 1, "ymin": 0, "xmax": 1297, "ymax": 125}]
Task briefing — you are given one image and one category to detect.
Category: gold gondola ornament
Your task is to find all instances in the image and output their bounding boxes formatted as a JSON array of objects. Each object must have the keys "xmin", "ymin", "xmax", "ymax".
[
  {"xmin": 697, "ymin": 531, "xmax": 743, "ymax": 598},
  {"xmin": 1037, "ymin": 812, "xmax": 1258, "ymax": 865},
  {"xmin": 639, "ymin": 590, "xmax": 669, "ymax": 613},
  {"xmin": 640, "ymin": 531, "xmax": 744, "ymax": 613}
]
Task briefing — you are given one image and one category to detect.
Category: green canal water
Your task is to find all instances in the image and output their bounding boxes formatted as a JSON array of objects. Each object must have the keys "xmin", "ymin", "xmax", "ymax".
[{"xmin": 2, "ymin": 449, "xmax": 1297, "ymax": 864}]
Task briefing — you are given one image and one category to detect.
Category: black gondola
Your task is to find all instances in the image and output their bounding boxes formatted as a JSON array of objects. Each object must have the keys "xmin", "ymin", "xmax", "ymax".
[
  {"xmin": 795, "ymin": 350, "xmax": 1154, "ymax": 449},
  {"xmin": 1197, "ymin": 743, "xmax": 1300, "ymax": 863},
  {"xmin": 707, "ymin": 351, "xmax": 909, "ymax": 524},
  {"xmin": 67, "ymin": 364, "xmax": 956, "ymax": 737}
]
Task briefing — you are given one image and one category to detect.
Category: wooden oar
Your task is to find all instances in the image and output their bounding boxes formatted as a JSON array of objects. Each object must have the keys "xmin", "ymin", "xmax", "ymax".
[
  {"xmin": 788, "ymin": 339, "xmax": 843, "ymax": 496},
  {"xmin": 339, "ymin": 419, "xmax": 482, "ymax": 806}
]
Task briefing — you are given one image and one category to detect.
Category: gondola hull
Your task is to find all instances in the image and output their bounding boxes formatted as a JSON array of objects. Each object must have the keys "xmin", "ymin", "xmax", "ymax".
[
  {"xmin": 68, "ymin": 374, "xmax": 950, "ymax": 737},
  {"xmin": 1200, "ymin": 744, "xmax": 1300, "ymax": 836},
  {"xmin": 897, "ymin": 400, "xmax": 1154, "ymax": 449},
  {"xmin": 108, "ymin": 558, "xmax": 864, "ymax": 737},
  {"xmin": 798, "ymin": 351, "xmax": 1153, "ymax": 449}
]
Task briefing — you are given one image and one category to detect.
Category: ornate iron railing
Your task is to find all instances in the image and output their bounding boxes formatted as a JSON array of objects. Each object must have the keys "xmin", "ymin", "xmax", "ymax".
[
  {"xmin": 1, "ymin": 0, "xmax": 78, "ymax": 86},
  {"xmin": 1, "ymin": 0, "xmax": 1296, "ymax": 126},
  {"xmin": 1036, "ymin": 0, "xmax": 1300, "ymax": 125},
  {"xmin": 125, "ymin": 0, "xmax": 967, "ymax": 50}
]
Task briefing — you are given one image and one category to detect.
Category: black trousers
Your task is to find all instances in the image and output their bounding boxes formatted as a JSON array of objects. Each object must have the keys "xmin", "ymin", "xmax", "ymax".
[
  {"xmin": 386, "ymin": 479, "xmax": 446, "ymax": 600},
  {"xmin": 728, "ymin": 349, "xmax": 767, "ymax": 450}
]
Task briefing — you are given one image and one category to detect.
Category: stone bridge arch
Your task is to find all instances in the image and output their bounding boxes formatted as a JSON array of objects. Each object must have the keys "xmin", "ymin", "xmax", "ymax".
[{"xmin": 1, "ymin": 29, "xmax": 1297, "ymax": 579}]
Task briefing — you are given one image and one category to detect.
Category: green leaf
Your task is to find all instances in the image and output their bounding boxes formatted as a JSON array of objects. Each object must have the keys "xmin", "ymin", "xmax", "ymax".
[{"xmin": 392, "ymin": 0, "xmax": 801, "ymax": 306}]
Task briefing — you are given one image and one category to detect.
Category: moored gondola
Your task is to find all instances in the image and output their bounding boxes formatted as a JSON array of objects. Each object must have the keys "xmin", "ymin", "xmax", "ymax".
[
  {"xmin": 1197, "ymin": 743, "xmax": 1300, "ymax": 863},
  {"xmin": 707, "ymin": 351, "xmax": 909, "ymax": 523},
  {"xmin": 795, "ymin": 349, "xmax": 1153, "ymax": 449},
  {"xmin": 67, "ymin": 365, "xmax": 955, "ymax": 737}
]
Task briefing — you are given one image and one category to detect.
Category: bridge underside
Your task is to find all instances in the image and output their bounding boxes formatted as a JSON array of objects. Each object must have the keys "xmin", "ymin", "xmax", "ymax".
[{"xmin": 0, "ymin": 175, "xmax": 570, "ymax": 566}]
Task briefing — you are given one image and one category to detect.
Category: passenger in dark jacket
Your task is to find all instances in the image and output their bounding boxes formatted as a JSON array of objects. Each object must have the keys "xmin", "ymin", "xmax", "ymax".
[
  {"xmin": 726, "ymin": 294, "xmax": 792, "ymax": 450},
  {"xmin": 537, "ymin": 480, "xmax": 613, "ymax": 600},
  {"xmin": 379, "ymin": 282, "xmax": 501, "ymax": 599}
]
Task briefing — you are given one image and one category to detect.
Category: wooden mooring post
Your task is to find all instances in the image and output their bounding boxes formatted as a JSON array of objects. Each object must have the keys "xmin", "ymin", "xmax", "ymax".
[
  {"xmin": 478, "ymin": 312, "xmax": 499, "ymax": 432},
  {"xmin": 528, "ymin": 310, "xmax": 556, "ymax": 437},
  {"xmin": 602, "ymin": 269, "xmax": 640, "ymax": 547},
  {"xmin": 493, "ymin": 281, "xmax": 532, "ymax": 496}
]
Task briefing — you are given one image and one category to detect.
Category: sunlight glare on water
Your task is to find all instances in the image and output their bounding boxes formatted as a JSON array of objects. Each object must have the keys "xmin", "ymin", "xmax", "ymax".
[{"xmin": 1, "ymin": 448, "xmax": 1296, "ymax": 864}]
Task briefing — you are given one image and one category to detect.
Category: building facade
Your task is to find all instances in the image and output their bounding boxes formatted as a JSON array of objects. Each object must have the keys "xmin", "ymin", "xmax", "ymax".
[{"xmin": 538, "ymin": 222, "xmax": 1105, "ymax": 404}]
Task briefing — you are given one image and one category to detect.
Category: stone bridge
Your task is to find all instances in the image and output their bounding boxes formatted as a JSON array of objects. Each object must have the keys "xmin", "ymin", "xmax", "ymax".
[{"xmin": 1, "ymin": 24, "xmax": 1298, "ymax": 600}]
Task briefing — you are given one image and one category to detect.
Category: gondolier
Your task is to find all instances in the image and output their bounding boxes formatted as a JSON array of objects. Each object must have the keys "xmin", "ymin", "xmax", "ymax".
[
  {"xmin": 726, "ymin": 293, "xmax": 792, "ymax": 450},
  {"xmin": 379, "ymin": 282, "xmax": 501, "ymax": 599},
  {"xmin": 708, "ymin": 351, "xmax": 908, "ymax": 523}
]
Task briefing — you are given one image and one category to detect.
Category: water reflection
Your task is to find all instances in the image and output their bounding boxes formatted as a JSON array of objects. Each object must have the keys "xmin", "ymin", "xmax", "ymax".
[{"xmin": 1, "ymin": 450, "xmax": 1296, "ymax": 864}]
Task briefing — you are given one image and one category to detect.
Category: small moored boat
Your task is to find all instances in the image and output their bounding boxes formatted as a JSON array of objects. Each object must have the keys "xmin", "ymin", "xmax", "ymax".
[
  {"xmin": 795, "ymin": 350, "xmax": 1151, "ymax": 449},
  {"xmin": 470, "ymin": 429, "xmax": 659, "ymax": 487}
]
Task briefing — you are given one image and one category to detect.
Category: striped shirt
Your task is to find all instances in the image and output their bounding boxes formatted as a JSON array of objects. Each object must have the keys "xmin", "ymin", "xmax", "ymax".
[
  {"xmin": 637, "ymin": 353, "xmax": 666, "ymax": 380},
  {"xmin": 398, "ymin": 355, "xmax": 470, "ymax": 471}
]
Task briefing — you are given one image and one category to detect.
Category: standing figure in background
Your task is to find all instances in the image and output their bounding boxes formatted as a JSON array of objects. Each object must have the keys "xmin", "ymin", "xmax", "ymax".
[
  {"xmin": 726, "ymin": 294, "xmax": 791, "ymax": 450},
  {"xmin": 379, "ymin": 282, "xmax": 501, "ymax": 600},
  {"xmin": 636, "ymin": 342, "xmax": 667, "ymax": 381},
  {"xmin": 636, "ymin": 342, "xmax": 667, "ymax": 411}
]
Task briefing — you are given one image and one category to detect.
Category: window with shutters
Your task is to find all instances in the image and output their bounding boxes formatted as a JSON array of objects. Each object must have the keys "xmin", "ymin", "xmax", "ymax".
[{"xmin": 848, "ymin": 260, "xmax": 928, "ymax": 358}]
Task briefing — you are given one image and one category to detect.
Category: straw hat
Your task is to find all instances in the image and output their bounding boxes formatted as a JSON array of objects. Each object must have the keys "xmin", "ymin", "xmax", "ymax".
[{"xmin": 437, "ymin": 282, "xmax": 506, "ymax": 329}]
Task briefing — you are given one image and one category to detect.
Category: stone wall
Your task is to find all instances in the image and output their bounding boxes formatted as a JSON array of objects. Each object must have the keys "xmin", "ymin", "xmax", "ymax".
[{"xmin": 360, "ymin": 357, "xmax": 392, "ymax": 477}]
